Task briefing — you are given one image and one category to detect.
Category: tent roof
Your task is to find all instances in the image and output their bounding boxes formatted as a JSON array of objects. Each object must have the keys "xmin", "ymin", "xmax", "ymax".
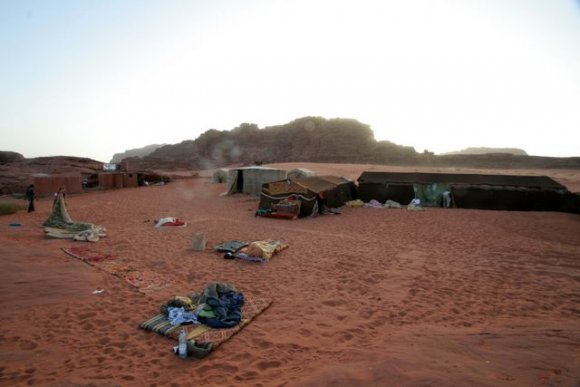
[
  {"xmin": 293, "ymin": 175, "xmax": 352, "ymax": 194},
  {"xmin": 357, "ymin": 171, "xmax": 566, "ymax": 190},
  {"xmin": 227, "ymin": 166, "xmax": 286, "ymax": 172}
]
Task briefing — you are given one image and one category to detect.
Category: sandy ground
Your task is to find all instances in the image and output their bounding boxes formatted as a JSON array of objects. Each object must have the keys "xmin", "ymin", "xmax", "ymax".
[{"xmin": 0, "ymin": 162, "xmax": 579, "ymax": 387}]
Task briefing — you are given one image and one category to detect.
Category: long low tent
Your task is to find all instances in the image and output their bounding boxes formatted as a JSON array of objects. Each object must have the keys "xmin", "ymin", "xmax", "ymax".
[{"xmin": 357, "ymin": 171, "xmax": 577, "ymax": 212}]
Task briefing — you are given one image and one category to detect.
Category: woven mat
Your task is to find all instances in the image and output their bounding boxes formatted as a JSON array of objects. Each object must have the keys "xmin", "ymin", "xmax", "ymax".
[
  {"xmin": 140, "ymin": 296, "xmax": 272, "ymax": 347},
  {"xmin": 62, "ymin": 247, "xmax": 172, "ymax": 293},
  {"xmin": 62, "ymin": 245, "xmax": 117, "ymax": 263}
]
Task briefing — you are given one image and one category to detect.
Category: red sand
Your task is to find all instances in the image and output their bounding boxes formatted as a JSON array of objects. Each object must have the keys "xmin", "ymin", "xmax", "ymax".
[{"xmin": 1, "ymin": 162, "xmax": 579, "ymax": 386}]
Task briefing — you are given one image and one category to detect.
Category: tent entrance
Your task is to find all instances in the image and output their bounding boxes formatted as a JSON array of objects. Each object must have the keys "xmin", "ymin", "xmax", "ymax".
[
  {"xmin": 413, "ymin": 183, "xmax": 451, "ymax": 207},
  {"xmin": 236, "ymin": 170, "xmax": 244, "ymax": 192}
]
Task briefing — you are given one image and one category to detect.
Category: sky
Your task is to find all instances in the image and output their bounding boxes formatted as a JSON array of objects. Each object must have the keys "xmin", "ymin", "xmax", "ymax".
[{"xmin": 1, "ymin": 0, "xmax": 579, "ymax": 162}]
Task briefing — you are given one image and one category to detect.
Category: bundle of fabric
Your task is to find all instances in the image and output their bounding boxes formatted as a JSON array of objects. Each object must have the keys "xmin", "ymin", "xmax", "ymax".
[
  {"xmin": 155, "ymin": 217, "xmax": 186, "ymax": 227},
  {"xmin": 385, "ymin": 200, "xmax": 403, "ymax": 208},
  {"xmin": 214, "ymin": 240, "xmax": 249, "ymax": 253},
  {"xmin": 407, "ymin": 198, "xmax": 425, "ymax": 211},
  {"xmin": 140, "ymin": 282, "xmax": 273, "ymax": 358},
  {"xmin": 43, "ymin": 194, "xmax": 106, "ymax": 242},
  {"xmin": 236, "ymin": 240, "xmax": 289, "ymax": 263},
  {"xmin": 363, "ymin": 199, "xmax": 384, "ymax": 209},
  {"xmin": 214, "ymin": 239, "xmax": 289, "ymax": 263},
  {"xmin": 345, "ymin": 199, "xmax": 365, "ymax": 207}
]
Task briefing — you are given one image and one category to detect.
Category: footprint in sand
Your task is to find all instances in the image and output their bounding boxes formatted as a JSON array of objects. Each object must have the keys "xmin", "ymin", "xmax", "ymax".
[
  {"xmin": 256, "ymin": 360, "xmax": 282, "ymax": 370},
  {"xmin": 19, "ymin": 339, "xmax": 38, "ymax": 351}
]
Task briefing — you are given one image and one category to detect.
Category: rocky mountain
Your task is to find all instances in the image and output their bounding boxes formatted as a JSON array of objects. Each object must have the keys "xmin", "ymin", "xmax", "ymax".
[
  {"xmin": 110, "ymin": 144, "xmax": 167, "ymax": 163},
  {"xmin": 442, "ymin": 147, "xmax": 528, "ymax": 156},
  {"xmin": 123, "ymin": 116, "xmax": 580, "ymax": 172},
  {"xmin": 123, "ymin": 117, "xmax": 417, "ymax": 170}
]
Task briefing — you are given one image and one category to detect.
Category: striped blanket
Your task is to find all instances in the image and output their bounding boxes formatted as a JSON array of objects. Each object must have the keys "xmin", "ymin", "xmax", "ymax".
[{"xmin": 140, "ymin": 296, "xmax": 272, "ymax": 346}]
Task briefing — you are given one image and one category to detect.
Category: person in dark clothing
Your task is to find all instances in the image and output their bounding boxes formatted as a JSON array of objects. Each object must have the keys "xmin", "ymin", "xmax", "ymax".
[{"xmin": 25, "ymin": 184, "xmax": 35, "ymax": 213}]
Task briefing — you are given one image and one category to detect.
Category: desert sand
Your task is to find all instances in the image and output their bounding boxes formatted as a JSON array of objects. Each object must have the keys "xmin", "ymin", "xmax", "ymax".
[{"xmin": 0, "ymin": 162, "xmax": 579, "ymax": 386}]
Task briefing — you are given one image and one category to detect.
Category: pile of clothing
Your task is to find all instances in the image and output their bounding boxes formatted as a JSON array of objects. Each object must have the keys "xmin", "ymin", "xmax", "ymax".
[
  {"xmin": 214, "ymin": 240, "xmax": 289, "ymax": 263},
  {"xmin": 160, "ymin": 283, "xmax": 245, "ymax": 358},
  {"xmin": 162, "ymin": 283, "xmax": 244, "ymax": 329},
  {"xmin": 155, "ymin": 217, "xmax": 186, "ymax": 227}
]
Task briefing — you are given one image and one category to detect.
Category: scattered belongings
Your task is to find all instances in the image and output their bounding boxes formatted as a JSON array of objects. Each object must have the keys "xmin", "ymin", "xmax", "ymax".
[
  {"xmin": 154, "ymin": 217, "xmax": 186, "ymax": 227},
  {"xmin": 385, "ymin": 200, "xmax": 403, "ymax": 209},
  {"xmin": 345, "ymin": 199, "xmax": 364, "ymax": 207},
  {"xmin": 62, "ymin": 245, "xmax": 172, "ymax": 293},
  {"xmin": 140, "ymin": 282, "xmax": 273, "ymax": 359},
  {"xmin": 407, "ymin": 198, "xmax": 424, "ymax": 211},
  {"xmin": 214, "ymin": 240, "xmax": 249, "ymax": 253},
  {"xmin": 213, "ymin": 240, "xmax": 288, "ymax": 263},
  {"xmin": 92, "ymin": 289, "xmax": 105, "ymax": 294},
  {"xmin": 363, "ymin": 200, "xmax": 384, "ymax": 209},
  {"xmin": 192, "ymin": 233, "xmax": 206, "ymax": 251},
  {"xmin": 355, "ymin": 199, "xmax": 403, "ymax": 209},
  {"xmin": 8, "ymin": 223, "xmax": 21, "ymax": 227},
  {"xmin": 320, "ymin": 206, "xmax": 341, "ymax": 215},
  {"xmin": 43, "ymin": 193, "xmax": 106, "ymax": 242},
  {"xmin": 237, "ymin": 240, "xmax": 289, "ymax": 263}
]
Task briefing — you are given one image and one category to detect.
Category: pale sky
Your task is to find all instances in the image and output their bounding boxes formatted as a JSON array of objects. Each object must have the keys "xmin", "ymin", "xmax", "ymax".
[{"xmin": 1, "ymin": 0, "xmax": 579, "ymax": 162}]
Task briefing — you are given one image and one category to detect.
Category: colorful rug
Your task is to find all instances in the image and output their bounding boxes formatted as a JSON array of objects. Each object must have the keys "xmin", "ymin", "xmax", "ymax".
[
  {"xmin": 62, "ymin": 247, "xmax": 172, "ymax": 293},
  {"xmin": 140, "ymin": 296, "xmax": 272, "ymax": 346},
  {"xmin": 62, "ymin": 245, "xmax": 117, "ymax": 263}
]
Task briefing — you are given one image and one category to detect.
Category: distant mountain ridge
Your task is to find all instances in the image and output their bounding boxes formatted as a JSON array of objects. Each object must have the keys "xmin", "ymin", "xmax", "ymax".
[
  {"xmin": 441, "ymin": 147, "xmax": 528, "ymax": 156},
  {"xmin": 120, "ymin": 116, "xmax": 580, "ymax": 172},
  {"xmin": 2, "ymin": 116, "xmax": 580, "ymax": 195},
  {"xmin": 110, "ymin": 144, "xmax": 167, "ymax": 163},
  {"xmin": 123, "ymin": 117, "xmax": 417, "ymax": 170}
]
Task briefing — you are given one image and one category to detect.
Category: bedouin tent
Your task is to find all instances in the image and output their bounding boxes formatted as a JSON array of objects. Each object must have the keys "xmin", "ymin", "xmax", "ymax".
[
  {"xmin": 357, "ymin": 171, "xmax": 574, "ymax": 212},
  {"xmin": 259, "ymin": 175, "xmax": 356, "ymax": 217},
  {"xmin": 223, "ymin": 167, "xmax": 287, "ymax": 196}
]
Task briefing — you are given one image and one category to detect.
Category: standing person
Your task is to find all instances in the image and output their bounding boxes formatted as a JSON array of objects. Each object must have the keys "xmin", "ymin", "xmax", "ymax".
[{"xmin": 25, "ymin": 184, "xmax": 35, "ymax": 213}]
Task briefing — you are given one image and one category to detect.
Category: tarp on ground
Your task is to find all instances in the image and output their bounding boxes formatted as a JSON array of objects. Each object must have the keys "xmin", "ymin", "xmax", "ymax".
[{"xmin": 224, "ymin": 167, "xmax": 287, "ymax": 196}]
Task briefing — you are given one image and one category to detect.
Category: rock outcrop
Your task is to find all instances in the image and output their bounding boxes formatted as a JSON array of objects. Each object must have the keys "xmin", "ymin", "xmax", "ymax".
[
  {"xmin": 123, "ymin": 116, "xmax": 580, "ymax": 171},
  {"xmin": 110, "ymin": 144, "xmax": 167, "ymax": 163}
]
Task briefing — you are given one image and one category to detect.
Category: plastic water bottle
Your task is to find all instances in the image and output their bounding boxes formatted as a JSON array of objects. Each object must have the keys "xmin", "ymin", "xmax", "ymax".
[{"xmin": 178, "ymin": 328, "xmax": 187, "ymax": 359}]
